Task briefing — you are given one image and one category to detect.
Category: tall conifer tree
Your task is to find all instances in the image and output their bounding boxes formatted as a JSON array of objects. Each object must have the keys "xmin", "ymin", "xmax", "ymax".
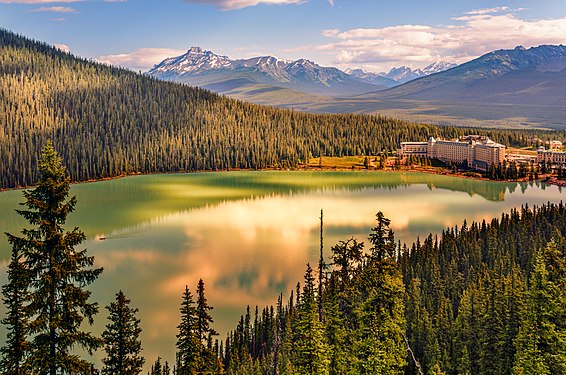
[
  {"xmin": 293, "ymin": 264, "xmax": 330, "ymax": 375},
  {"xmin": 0, "ymin": 249, "xmax": 30, "ymax": 374},
  {"xmin": 6, "ymin": 142, "xmax": 103, "ymax": 374},
  {"xmin": 176, "ymin": 286, "xmax": 200, "ymax": 375},
  {"xmin": 102, "ymin": 290, "xmax": 144, "ymax": 375}
]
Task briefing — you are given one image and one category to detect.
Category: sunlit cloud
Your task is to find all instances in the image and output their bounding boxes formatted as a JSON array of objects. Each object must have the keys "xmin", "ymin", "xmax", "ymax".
[
  {"xmin": 465, "ymin": 6, "xmax": 509, "ymax": 15},
  {"xmin": 28, "ymin": 5, "xmax": 76, "ymax": 12},
  {"xmin": 318, "ymin": 9, "xmax": 566, "ymax": 72},
  {"xmin": 54, "ymin": 43, "xmax": 70, "ymax": 52},
  {"xmin": 96, "ymin": 47, "xmax": 185, "ymax": 71},
  {"xmin": 182, "ymin": 0, "xmax": 305, "ymax": 10}
]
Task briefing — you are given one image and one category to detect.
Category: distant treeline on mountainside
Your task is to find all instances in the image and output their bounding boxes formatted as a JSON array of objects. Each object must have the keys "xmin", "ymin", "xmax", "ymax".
[{"xmin": 1, "ymin": 29, "xmax": 565, "ymax": 190}]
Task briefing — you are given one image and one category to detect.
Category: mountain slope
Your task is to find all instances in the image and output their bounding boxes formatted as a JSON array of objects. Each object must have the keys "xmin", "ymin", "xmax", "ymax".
[
  {"xmin": 148, "ymin": 47, "xmax": 386, "ymax": 97},
  {"xmin": 319, "ymin": 45, "xmax": 566, "ymax": 128},
  {"xmin": 7, "ymin": 29, "xmax": 538, "ymax": 189},
  {"xmin": 368, "ymin": 45, "xmax": 566, "ymax": 104}
]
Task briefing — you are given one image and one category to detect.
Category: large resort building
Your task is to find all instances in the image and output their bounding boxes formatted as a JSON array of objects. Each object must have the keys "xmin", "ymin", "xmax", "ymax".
[
  {"xmin": 399, "ymin": 135, "xmax": 506, "ymax": 171},
  {"xmin": 537, "ymin": 147, "xmax": 566, "ymax": 164}
]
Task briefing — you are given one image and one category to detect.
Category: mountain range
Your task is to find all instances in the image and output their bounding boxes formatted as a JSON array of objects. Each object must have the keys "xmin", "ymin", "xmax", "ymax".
[
  {"xmin": 148, "ymin": 47, "xmax": 455, "ymax": 97},
  {"xmin": 341, "ymin": 45, "xmax": 566, "ymax": 128},
  {"xmin": 345, "ymin": 61, "xmax": 457, "ymax": 85},
  {"xmin": 150, "ymin": 45, "xmax": 566, "ymax": 129}
]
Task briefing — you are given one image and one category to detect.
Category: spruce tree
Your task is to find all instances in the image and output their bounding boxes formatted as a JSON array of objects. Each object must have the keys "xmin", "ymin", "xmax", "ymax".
[
  {"xmin": 196, "ymin": 279, "xmax": 216, "ymax": 344},
  {"xmin": 514, "ymin": 242, "xmax": 566, "ymax": 374},
  {"xmin": 293, "ymin": 264, "xmax": 330, "ymax": 375},
  {"xmin": 0, "ymin": 248, "xmax": 30, "ymax": 375},
  {"xmin": 368, "ymin": 211, "xmax": 396, "ymax": 262},
  {"xmin": 148, "ymin": 357, "xmax": 171, "ymax": 375},
  {"xmin": 176, "ymin": 286, "xmax": 200, "ymax": 375},
  {"xmin": 352, "ymin": 212, "xmax": 406, "ymax": 374},
  {"xmin": 102, "ymin": 290, "xmax": 144, "ymax": 375},
  {"xmin": 195, "ymin": 279, "xmax": 219, "ymax": 373},
  {"xmin": 6, "ymin": 142, "xmax": 103, "ymax": 374}
]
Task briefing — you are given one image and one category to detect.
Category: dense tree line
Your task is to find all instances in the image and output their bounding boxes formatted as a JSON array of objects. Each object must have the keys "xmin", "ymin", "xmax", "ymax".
[
  {"xmin": 2, "ymin": 28, "xmax": 565, "ymax": 189},
  {"xmin": 220, "ymin": 206, "xmax": 566, "ymax": 375}
]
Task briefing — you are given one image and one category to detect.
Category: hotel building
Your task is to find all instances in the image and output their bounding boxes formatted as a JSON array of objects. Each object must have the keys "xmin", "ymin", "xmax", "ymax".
[
  {"xmin": 537, "ymin": 147, "xmax": 566, "ymax": 164},
  {"xmin": 399, "ymin": 136, "xmax": 506, "ymax": 171}
]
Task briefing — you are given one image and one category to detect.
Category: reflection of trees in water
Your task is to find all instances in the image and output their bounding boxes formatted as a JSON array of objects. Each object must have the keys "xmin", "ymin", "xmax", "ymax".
[
  {"xmin": 0, "ymin": 172, "xmax": 549, "ymax": 258},
  {"xmin": 205, "ymin": 172, "xmax": 516, "ymax": 202}
]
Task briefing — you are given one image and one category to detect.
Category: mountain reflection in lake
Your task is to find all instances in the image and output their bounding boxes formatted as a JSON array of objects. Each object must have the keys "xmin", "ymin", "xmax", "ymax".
[{"xmin": 0, "ymin": 171, "xmax": 562, "ymax": 368}]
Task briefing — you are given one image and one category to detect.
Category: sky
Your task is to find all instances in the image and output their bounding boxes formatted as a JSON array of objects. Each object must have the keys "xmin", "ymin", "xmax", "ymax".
[{"xmin": 1, "ymin": 0, "xmax": 566, "ymax": 73}]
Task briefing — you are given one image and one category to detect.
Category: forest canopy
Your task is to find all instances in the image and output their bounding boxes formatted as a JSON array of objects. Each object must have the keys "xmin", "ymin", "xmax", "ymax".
[{"xmin": 1, "ymin": 28, "xmax": 564, "ymax": 189}]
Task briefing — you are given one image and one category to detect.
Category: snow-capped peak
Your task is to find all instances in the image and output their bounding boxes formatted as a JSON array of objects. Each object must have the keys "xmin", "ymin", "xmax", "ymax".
[
  {"xmin": 345, "ymin": 61, "xmax": 458, "ymax": 84},
  {"xmin": 421, "ymin": 61, "xmax": 457, "ymax": 75}
]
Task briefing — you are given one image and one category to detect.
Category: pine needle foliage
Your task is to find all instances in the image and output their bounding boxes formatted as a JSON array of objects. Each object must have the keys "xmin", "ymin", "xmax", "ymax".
[
  {"xmin": 4, "ymin": 142, "xmax": 103, "ymax": 374},
  {"xmin": 102, "ymin": 290, "xmax": 145, "ymax": 375}
]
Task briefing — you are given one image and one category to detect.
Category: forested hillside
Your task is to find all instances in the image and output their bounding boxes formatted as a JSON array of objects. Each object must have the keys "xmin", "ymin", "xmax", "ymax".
[
  {"xmin": 219, "ymin": 204, "xmax": 566, "ymax": 375},
  {"xmin": 1, "ymin": 29, "xmax": 565, "ymax": 189}
]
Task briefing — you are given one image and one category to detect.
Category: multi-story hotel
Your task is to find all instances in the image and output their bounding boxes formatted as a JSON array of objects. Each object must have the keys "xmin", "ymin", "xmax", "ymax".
[
  {"xmin": 537, "ymin": 147, "xmax": 566, "ymax": 164},
  {"xmin": 399, "ymin": 136, "xmax": 506, "ymax": 171}
]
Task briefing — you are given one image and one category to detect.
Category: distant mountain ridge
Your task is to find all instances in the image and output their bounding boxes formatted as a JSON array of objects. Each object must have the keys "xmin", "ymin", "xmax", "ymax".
[
  {"xmin": 367, "ymin": 45, "xmax": 566, "ymax": 103},
  {"xmin": 149, "ymin": 47, "xmax": 385, "ymax": 97},
  {"xmin": 345, "ymin": 61, "xmax": 457, "ymax": 85},
  {"xmin": 149, "ymin": 44, "xmax": 566, "ymax": 128},
  {"xmin": 330, "ymin": 45, "xmax": 566, "ymax": 128}
]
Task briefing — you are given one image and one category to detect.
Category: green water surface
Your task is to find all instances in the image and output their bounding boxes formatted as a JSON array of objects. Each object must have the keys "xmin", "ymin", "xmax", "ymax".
[{"xmin": 0, "ymin": 171, "xmax": 563, "ymax": 368}]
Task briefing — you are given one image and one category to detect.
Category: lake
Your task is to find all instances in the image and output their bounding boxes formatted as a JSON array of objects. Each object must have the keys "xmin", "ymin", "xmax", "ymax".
[{"xmin": 0, "ymin": 171, "xmax": 563, "ymax": 368}]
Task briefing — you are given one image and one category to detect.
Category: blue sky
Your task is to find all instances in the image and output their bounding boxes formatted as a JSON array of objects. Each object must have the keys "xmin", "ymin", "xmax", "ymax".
[{"xmin": 1, "ymin": 0, "xmax": 566, "ymax": 72}]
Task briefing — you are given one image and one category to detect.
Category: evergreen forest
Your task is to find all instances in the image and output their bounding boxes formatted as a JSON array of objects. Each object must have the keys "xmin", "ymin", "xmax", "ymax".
[
  {"xmin": 2, "ymin": 144, "xmax": 565, "ymax": 374},
  {"xmin": 1, "ymin": 28, "xmax": 566, "ymax": 374},
  {"xmin": 1, "ymin": 28, "xmax": 565, "ymax": 189}
]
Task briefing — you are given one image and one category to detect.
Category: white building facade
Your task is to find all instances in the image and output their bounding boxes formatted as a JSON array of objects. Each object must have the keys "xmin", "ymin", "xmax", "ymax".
[
  {"xmin": 537, "ymin": 147, "xmax": 566, "ymax": 164},
  {"xmin": 399, "ymin": 136, "xmax": 506, "ymax": 171}
]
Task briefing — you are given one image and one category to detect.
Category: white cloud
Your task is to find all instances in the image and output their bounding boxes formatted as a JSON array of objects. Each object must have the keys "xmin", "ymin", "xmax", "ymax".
[
  {"xmin": 318, "ymin": 10, "xmax": 566, "ymax": 72},
  {"xmin": 28, "ymin": 5, "xmax": 75, "ymax": 12},
  {"xmin": 0, "ymin": 0, "xmax": 81, "ymax": 3},
  {"xmin": 54, "ymin": 43, "xmax": 70, "ymax": 52},
  {"xmin": 182, "ymin": 0, "xmax": 305, "ymax": 10},
  {"xmin": 97, "ymin": 47, "xmax": 185, "ymax": 72},
  {"xmin": 465, "ymin": 6, "xmax": 509, "ymax": 15}
]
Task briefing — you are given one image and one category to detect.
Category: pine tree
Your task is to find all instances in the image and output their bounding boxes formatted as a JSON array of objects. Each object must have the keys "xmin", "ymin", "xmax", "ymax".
[
  {"xmin": 176, "ymin": 286, "xmax": 200, "ymax": 375},
  {"xmin": 102, "ymin": 290, "xmax": 145, "ymax": 375},
  {"xmin": 293, "ymin": 264, "xmax": 330, "ymax": 375},
  {"xmin": 195, "ymin": 279, "xmax": 219, "ymax": 373},
  {"xmin": 352, "ymin": 212, "xmax": 406, "ymax": 374},
  {"xmin": 0, "ymin": 248, "xmax": 30, "ymax": 375},
  {"xmin": 196, "ymin": 279, "xmax": 216, "ymax": 344},
  {"xmin": 514, "ymin": 241, "xmax": 566, "ymax": 374},
  {"xmin": 148, "ymin": 357, "xmax": 171, "ymax": 375},
  {"xmin": 368, "ymin": 211, "xmax": 396, "ymax": 262},
  {"xmin": 6, "ymin": 142, "xmax": 103, "ymax": 374}
]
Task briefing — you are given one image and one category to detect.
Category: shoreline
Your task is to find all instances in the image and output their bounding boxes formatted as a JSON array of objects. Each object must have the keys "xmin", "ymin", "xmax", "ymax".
[{"xmin": 1, "ymin": 165, "xmax": 562, "ymax": 193}]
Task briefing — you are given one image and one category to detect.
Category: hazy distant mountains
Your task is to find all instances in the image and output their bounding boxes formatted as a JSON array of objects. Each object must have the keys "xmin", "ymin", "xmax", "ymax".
[
  {"xmin": 148, "ymin": 47, "xmax": 384, "ymax": 97},
  {"xmin": 148, "ymin": 47, "xmax": 456, "ymax": 97},
  {"xmin": 345, "ymin": 61, "xmax": 457, "ymax": 85},
  {"xmin": 149, "ymin": 45, "xmax": 566, "ymax": 129},
  {"xmin": 368, "ymin": 45, "xmax": 566, "ymax": 104},
  {"xmin": 343, "ymin": 45, "xmax": 566, "ymax": 128}
]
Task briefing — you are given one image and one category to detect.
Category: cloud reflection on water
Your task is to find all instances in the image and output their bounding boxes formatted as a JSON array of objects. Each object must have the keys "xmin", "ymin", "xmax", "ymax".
[{"xmin": 0, "ymin": 172, "xmax": 562, "ymax": 369}]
